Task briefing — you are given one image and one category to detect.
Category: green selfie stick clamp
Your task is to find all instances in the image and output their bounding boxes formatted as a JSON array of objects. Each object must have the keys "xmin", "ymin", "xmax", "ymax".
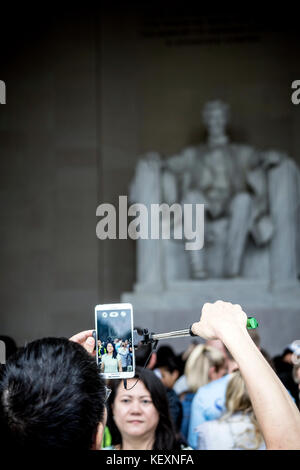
[{"xmin": 247, "ymin": 317, "xmax": 259, "ymax": 329}]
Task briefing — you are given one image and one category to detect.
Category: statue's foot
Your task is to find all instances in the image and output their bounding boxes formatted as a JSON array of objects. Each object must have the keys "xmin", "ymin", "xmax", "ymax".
[
  {"xmin": 191, "ymin": 270, "xmax": 208, "ymax": 280},
  {"xmin": 223, "ymin": 271, "xmax": 238, "ymax": 278}
]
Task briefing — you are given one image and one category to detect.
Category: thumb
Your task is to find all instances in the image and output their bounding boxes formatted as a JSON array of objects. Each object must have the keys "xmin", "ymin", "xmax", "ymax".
[
  {"xmin": 84, "ymin": 336, "xmax": 95, "ymax": 354},
  {"xmin": 191, "ymin": 320, "xmax": 215, "ymax": 340}
]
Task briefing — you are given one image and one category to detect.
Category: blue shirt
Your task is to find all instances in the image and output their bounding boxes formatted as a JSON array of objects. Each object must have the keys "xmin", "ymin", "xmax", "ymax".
[
  {"xmin": 188, "ymin": 374, "xmax": 232, "ymax": 449},
  {"xmin": 180, "ymin": 392, "xmax": 195, "ymax": 441}
]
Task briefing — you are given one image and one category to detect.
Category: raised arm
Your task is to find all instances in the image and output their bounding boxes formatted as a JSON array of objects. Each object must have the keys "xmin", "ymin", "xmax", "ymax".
[{"xmin": 191, "ymin": 300, "xmax": 300, "ymax": 450}]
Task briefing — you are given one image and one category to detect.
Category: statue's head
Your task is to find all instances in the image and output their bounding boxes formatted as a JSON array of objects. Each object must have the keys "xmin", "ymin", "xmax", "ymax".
[{"xmin": 202, "ymin": 100, "xmax": 230, "ymax": 140}]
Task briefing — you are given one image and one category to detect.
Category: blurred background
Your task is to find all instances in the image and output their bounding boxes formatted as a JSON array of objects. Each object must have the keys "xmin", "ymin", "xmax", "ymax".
[{"xmin": 0, "ymin": 4, "xmax": 300, "ymax": 355}]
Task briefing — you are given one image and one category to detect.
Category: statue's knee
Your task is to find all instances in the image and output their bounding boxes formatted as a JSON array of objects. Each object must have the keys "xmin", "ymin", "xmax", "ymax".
[
  {"xmin": 230, "ymin": 192, "xmax": 252, "ymax": 211},
  {"xmin": 182, "ymin": 190, "xmax": 206, "ymax": 205}
]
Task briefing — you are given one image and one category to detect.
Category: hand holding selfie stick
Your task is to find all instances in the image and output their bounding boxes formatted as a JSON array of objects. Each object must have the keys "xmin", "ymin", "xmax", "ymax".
[{"xmin": 133, "ymin": 317, "xmax": 258, "ymax": 347}]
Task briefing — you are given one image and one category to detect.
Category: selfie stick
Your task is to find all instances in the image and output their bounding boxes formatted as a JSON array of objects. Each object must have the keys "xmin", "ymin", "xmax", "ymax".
[
  {"xmin": 134, "ymin": 317, "xmax": 258, "ymax": 347},
  {"xmin": 153, "ymin": 317, "xmax": 258, "ymax": 341}
]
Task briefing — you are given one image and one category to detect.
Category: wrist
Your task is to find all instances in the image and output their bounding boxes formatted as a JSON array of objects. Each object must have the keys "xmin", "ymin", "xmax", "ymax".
[{"xmin": 218, "ymin": 322, "xmax": 250, "ymax": 348}]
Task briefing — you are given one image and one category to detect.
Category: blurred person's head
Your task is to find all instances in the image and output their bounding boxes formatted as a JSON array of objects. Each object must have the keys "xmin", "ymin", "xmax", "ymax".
[
  {"xmin": 134, "ymin": 342, "xmax": 157, "ymax": 369},
  {"xmin": 248, "ymin": 329, "xmax": 261, "ymax": 349},
  {"xmin": 156, "ymin": 345, "xmax": 176, "ymax": 365},
  {"xmin": 181, "ymin": 339, "xmax": 200, "ymax": 362},
  {"xmin": 158, "ymin": 355, "xmax": 183, "ymax": 389},
  {"xmin": 281, "ymin": 342, "xmax": 299, "ymax": 364},
  {"xmin": 0, "ymin": 337, "xmax": 107, "ymax": 450},
  {"xmin": 185, "ymin": 344, "xmax": 227, "ymax": 393},
  {"xmin": 223, "ymin": 370, "xmax": 264, "ymax": 449},
  {"xmin": 106, "ymin": 366, "xmax": 180, "ymax": 450},
  {"xmin": 292, "ymin": 363, "xmax": 300, "ymax": 390}
]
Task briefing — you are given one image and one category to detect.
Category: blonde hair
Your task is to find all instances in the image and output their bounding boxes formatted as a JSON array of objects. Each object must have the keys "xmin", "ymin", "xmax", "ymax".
[
  {"xmin": 184, "ymin": 344, "xmax": 225, "ymax": 393},
  {"xmin": 222, "ymin": 371, "xmax": 264, "ymax": 450}
]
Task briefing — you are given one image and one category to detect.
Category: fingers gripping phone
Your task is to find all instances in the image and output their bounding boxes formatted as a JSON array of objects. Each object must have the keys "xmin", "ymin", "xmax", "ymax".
[{"xmin": 95, "ymin": 303, "xmax": 135, "ymax": 379}]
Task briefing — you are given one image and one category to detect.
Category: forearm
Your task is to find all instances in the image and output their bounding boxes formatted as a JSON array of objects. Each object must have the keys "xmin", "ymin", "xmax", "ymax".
[{"xmin": 221, "ymin": 325, "xmax": 300, "ymax": 449}]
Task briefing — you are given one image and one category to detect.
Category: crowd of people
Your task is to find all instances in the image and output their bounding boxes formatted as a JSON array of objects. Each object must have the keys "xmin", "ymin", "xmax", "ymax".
[
  {"xmin": 98, "ymin": 338, "xmax": 133, "ymax": 373},
  {"xmin": 0, "ymin": 301, "xmax": 300, "ymax": 450}
]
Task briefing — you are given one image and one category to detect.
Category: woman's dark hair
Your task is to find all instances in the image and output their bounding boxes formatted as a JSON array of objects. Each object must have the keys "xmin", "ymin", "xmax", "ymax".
[
  {"xmin": 0, "ymin": 337, "xmax": 106, "ymax": 450},
  {"xmin": 105, "ymin": 341, "xmax": 118, "ymax": 359},
  {"xmin": 106, "ymin": 366, "xmax": 181, "ymax": 450}
]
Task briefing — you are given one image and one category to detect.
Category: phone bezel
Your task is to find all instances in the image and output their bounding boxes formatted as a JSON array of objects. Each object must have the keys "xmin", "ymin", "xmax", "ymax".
[{"xmin": 95, "ymin": 303, "xmax": 135, "ymax": 379}]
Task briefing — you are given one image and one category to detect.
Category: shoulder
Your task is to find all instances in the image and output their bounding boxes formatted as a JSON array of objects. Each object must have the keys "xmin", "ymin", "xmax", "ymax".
[
  {"xmin": 173, "ymin": 375, "xmax": 188, "ymax": 395},
  {"xmin": 227, "ymin": 412, "xmax": 253, "ymax": 427},
  {"xmin": 194, "ymin": 374, "xmax": 232, "ymax": 400},
  {"xmin": 195, "ymin": 419, "xmax": 222, "ymax": 449},
  {"xmin": 182, "ymin": 392, "xmax": 195, "ymax": 403},
  {"xmin": 196, "ymin": 419, "xmax": 223, "ymax": 432},
  {"xmin": 166, "ymin": 387, "xmax": 178, "ymax": 398}
]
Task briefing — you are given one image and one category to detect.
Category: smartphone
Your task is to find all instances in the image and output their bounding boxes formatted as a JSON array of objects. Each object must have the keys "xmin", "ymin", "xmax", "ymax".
[{"xmin": 95, "ymin": 303, "xmax": 135, "ymax": 379}]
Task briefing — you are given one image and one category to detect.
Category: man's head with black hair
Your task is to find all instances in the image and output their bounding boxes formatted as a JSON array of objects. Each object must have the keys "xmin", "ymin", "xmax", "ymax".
[
  {"xmin": 0, "ymin": 337, "xmax": 107, "ymax": 450},
  {"xmin": 156, "ymin": 345, "xmax": 176, "ymax": 367},
  {"xmin": 157, "ymin": 353, "xmax": 184, "ymax": 390}
]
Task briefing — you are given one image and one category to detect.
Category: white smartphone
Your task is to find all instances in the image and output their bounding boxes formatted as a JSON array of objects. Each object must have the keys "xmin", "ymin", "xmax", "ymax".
[{"xmin": 95, "ymin": 303, "xmax": 135, "ymax": 379}]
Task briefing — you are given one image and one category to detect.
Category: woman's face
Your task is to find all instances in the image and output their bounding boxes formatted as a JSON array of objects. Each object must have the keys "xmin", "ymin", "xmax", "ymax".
[
  {"xmin": 107, "ymin": 343, "xmax": 114, "ymax": 354},
  {"xmin": 112, "ymin": 379, "xmax": 159, "ymax": 441}
]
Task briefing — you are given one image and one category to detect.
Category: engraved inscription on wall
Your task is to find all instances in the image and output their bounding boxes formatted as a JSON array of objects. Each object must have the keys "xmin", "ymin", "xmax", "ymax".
[{"xmin": 139, "ymin": 14, "xmax": 285, "ymax": 47}]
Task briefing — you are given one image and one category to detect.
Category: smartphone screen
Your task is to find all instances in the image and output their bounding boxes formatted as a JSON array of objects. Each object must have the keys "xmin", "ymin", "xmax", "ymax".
[{"xmin": 95, "ymin": 303, "xmax": 135, "ymax": 379}]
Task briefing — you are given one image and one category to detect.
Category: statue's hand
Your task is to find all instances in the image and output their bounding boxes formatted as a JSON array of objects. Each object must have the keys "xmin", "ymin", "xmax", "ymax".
[
  {"xmin": 143, "ymin": 152, "xmax": 161, "ymax": 164},
  {"xmin": 261, "ymin": 150, "xmax": 283, "ymax": 169},
  {"xmin": 139, "ymin": 152, "xmax": 163, "ymax": 173},
  {"xmin": 206, "ymin": 227, "xmax": 215, "ymax": 243}
]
